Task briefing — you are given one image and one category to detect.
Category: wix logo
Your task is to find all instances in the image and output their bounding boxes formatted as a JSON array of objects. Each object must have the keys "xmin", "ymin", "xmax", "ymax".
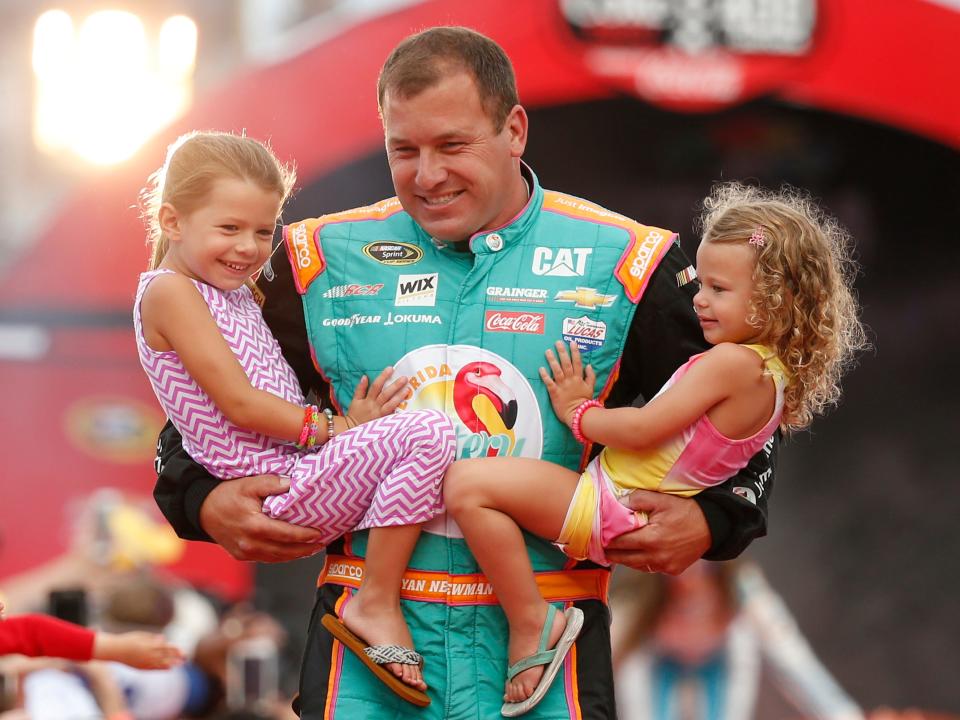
[{"xmin": 395, "ymin": 272, "xmax": 438, "ymax": 307}]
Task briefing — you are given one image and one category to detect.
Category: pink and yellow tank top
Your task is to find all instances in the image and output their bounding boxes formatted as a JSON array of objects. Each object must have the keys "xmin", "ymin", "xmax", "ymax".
[{"xmin": 599, "ymin": 344, "xmax": 788, "ymax": 497}]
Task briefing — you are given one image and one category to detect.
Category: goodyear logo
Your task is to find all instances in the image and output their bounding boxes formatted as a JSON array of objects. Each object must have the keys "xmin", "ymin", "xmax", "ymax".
[{"xmin": 362, "ymin": 241, "xmax": 423, "ymax": 266}]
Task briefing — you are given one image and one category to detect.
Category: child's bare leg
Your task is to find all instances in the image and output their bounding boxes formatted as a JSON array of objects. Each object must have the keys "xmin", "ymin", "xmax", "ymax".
[
  {"xmin": 444, "ymin": 457, "xmax": 581, "ymax": 702},
  {"xmin": 340, "ymin": 524, "xmax": 426, "ymax": 690}
]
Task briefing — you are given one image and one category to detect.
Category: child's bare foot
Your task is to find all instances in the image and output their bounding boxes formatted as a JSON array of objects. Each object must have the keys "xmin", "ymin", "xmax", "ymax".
[
  {"xmin": 503, "ymin": 605, "xmax": 567, "ymax": 703},
  {"xmin": 341, "ymin": 592, "xmax": 426, "ymax": 691},
  {"xmin": 93, "ymin": 631, "xmax": 185, "ymax": 669}
]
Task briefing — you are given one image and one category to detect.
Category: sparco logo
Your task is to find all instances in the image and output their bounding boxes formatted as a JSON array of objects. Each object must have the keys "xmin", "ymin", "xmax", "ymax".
[
  {"xmin": 629, "ymin": 230, "xmax": 665, "ymax": 278},
  {"xmin": 485, "ymin": 311, "xmax": 545, "ymax": 335},
  {"xmin": 362, "ymin": 241, "xmax": 423, "ymax": 266},
  {"xmin": 292, "ymin": 223, "xmax": 311, "ymax": 268}
]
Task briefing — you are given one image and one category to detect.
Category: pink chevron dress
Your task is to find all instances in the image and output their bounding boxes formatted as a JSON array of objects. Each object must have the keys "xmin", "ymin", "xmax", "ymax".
[{"xmin": 134, "ymin": 270, "xmax": 455, "ymax": 544}]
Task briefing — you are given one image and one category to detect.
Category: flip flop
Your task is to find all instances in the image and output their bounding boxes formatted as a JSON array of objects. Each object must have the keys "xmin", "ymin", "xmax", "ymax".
[
  {"xmin": 320, "ymin": 613, "xmax": 431, "ymax": 707},
  {"xmin": 501, "ymin": 605, "xmax": 584, "ymax": 717}
]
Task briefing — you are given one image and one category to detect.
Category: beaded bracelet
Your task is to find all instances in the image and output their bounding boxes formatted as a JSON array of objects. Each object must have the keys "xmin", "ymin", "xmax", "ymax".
[
  {"xmin": 296, "ymin": 404, "xmax": 322, "ymax": 450},
  {"xmin": 570, "ymin": 399, "xmax": 602, "ymax": 444},
  {"xmin": 323, "ymin": 407, "xmax": 336, "ymax": 441}
]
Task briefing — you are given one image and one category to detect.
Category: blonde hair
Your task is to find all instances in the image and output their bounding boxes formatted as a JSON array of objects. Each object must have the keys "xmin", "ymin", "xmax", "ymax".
[
  {"xmin": 141, "ymin": 131, "xmax": 296, "ymax": 270},
  {"xmin": 698, "ymin": 182, "xmax": 868, "ymax": 432}
]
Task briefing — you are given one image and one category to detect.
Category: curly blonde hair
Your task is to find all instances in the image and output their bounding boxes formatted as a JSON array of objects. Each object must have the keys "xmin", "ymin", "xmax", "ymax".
[
  {"xmin": 140, "ymin": 131, "xmax": 296, "ymax": 271},
  {"xmin": 698, "ymin": 182, "xmax": 868, "ymax": 431}
]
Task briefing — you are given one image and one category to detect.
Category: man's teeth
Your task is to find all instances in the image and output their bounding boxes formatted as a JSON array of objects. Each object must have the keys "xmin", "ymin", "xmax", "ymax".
[{"xmin": 424, "ymin": 192, "xmax": 459, "ymax": 206}]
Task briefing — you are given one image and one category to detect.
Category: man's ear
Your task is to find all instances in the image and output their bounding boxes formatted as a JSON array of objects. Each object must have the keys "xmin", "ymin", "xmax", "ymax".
[
  {"xmin": 158, "ymin": 203, "xmax": 182, "ymax": 243},
  {"xmin": 505, "ymin": 104, "xmax": 528, "ymax": 158}
]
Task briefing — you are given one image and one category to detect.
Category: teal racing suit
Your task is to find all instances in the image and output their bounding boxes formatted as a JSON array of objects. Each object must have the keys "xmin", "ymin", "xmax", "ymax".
[{"xmin": 154, "ymin": 165, "xmax": 776, "ymax": 719}]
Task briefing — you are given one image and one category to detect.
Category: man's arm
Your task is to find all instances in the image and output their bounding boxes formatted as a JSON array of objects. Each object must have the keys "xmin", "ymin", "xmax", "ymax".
[
  {"xmin": 604, "ymin": 241, "xmax": 775, "ymax": 571},
  {"xmin": 151, "ymin": 241, "xmax": 328, "ymax": 561}
]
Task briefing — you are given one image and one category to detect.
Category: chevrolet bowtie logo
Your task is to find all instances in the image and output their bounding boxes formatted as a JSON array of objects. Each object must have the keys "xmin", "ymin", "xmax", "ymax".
[{"xmin": 554, "ymin": 287, "xmax": 616, "ymax": 309}]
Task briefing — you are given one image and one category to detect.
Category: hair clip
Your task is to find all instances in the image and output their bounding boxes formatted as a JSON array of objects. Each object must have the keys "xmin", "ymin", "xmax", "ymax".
[{"xmin": 749, "ymin": 226, "xmax": 766, "ymax": 248}]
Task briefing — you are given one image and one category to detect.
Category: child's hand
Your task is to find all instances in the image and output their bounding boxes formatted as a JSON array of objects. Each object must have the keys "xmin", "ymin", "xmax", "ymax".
[
  {"xmin": 346, "ymin": 367, "xmax": 410, "ymax": 425},
  {"xmin": 539, "ymin": 340, "xmax": 596, "ymax": 427},
  {"xmin": 93, "ymin": 630, "xmax": 185, "ymax": 670}
]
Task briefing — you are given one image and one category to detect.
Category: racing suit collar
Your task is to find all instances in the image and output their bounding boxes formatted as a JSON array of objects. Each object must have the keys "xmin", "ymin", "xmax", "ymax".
[
  {"xmin": 467, "ymin": 162, "xmax": 541, "ymax": 256},
  {"xmin": 420, "ymin": 163, "xmax": 541, "ymax": 255}
]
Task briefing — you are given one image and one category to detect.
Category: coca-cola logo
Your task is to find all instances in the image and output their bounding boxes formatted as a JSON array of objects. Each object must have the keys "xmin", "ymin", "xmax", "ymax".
[{"xmin": 484, "ymin": 311, "xmax": 545, "ymax": 335}]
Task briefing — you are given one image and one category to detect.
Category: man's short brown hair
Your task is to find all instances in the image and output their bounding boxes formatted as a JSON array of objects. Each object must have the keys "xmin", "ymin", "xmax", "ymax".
[{"xmin": 377, "ymin": 26, "xmax": 519, "ymax": 131}]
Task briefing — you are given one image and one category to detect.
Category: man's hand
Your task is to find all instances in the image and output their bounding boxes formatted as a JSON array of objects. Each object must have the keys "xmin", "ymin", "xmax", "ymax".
[
  {"xmin": 199, "ymin": 475, "xmax": 324, "ymax": 562},
  {"xmin": 605, "ymin": 489, "xmax": 711, "ymax": 575}
]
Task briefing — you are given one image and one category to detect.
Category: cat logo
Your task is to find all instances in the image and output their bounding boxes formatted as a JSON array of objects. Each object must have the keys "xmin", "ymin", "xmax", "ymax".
[{"xmin": 531, "ymin": 247, "xmax": 592, "ymax": 277}]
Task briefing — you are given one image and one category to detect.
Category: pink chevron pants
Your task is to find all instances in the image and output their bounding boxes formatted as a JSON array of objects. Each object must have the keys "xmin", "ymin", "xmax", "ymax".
[{"xmin": 261, "ymin": 409, "xmax": 456, "ymax": 545}]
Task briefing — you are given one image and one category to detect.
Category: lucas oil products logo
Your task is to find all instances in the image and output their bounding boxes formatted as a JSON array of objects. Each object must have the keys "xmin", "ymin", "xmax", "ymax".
[
  {"xmin": 362, "ymin": 241, "xmax": 423, "ymax": 266},
  {"xmin": 562, "ymin": 316, "xmax": 607, "ymax": 352},
  {"xmin": 395, "ymin": 273, "xmax": 438, "ymax": 307},
  {"xmin": 392, "ymin": 344, "xmax": 543, "ymax": 462},
  {"xmin": 531, "ymin": 247, "xmax": 592, "ymax": 277}
]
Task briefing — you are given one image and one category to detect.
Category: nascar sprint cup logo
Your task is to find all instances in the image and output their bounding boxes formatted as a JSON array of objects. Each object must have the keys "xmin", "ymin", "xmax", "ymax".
[{"xmin": 392, "ymin": 344, "xmax": 543, "ymax": 460}]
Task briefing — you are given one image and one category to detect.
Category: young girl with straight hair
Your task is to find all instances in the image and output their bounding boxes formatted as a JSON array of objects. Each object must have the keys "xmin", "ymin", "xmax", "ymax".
[
  {"xmin": 135, "ymin": 131, "xmax": 457, "ymax": 704},
  {"xmin": 444, "ymin": 182, "xmax": 868, "ymax": 716}
]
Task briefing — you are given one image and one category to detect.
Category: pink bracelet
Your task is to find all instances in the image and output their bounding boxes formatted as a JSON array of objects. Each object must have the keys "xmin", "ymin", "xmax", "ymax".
[{"xmin": 570, "ymin": 399, "xmax": 602, "ymax": 443}]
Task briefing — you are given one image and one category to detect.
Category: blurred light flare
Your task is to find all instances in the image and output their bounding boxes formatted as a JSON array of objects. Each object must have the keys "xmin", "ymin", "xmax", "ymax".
[{"xmin": 32, "ymin": 9, "xmax": 198, "ymax": 166}]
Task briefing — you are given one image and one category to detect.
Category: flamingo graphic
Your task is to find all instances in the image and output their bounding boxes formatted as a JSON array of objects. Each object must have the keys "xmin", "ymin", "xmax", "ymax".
[{"xmin": 453, "ymin": 362, "xmax": 518, "ymax": 456}]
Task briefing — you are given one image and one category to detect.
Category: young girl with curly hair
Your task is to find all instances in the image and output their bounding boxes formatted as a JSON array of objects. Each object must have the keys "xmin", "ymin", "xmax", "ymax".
[{"xmin": 443, "ymin": 182, "xmax": 868, "ymax": 716}]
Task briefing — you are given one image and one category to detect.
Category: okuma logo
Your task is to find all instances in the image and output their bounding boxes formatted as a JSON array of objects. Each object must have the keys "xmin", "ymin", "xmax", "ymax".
[
  {"xmin": 395, "ymin": 273, "xmax": 438, "ymax": 307},
  {"xmin": 393, "ymin": 344, "xmax": 543, "ymax": 461},
  {"xmin": 531, "ymin": 247, "xmax": 592, "ymax": 277}
]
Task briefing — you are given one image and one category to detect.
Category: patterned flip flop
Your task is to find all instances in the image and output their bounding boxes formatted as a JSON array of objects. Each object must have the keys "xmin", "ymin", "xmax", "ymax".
[{"xmin": 320, "ymin": 613, "xmax": 431, "ymax": 707}]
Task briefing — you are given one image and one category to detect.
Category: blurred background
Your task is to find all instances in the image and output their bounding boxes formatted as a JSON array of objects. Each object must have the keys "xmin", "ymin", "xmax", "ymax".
[{"xmin": 0, "ymin": 0, "xmax": 956, "ymax": 718}]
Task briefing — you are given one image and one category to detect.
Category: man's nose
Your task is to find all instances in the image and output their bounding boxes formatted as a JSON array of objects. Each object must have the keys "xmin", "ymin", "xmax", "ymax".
[{"xmin": 415, "ymin": 151, "xmax": 447, "ymax": 189}]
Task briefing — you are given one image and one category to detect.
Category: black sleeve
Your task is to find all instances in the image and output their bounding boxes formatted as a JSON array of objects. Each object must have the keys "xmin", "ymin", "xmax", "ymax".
[
  {"xmin": 611, "ymin": 242, "xmax": 777, "ymax": 559},
  {"xmin": 151, "ymin": 240, "xmax": 330, "ymax": 540},
  {"xmin": 258, "ymin": 242, "xmax": 328, "ymax": 399},
  {"xmin": 153, "ymin": 420, "xmax": 217, "ymax": 541}
]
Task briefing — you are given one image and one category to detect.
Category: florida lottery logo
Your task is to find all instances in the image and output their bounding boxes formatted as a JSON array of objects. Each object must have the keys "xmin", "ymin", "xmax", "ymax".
[{"xmin": 393, "ymin": 344, "xmax": 543, "ymax": 460}]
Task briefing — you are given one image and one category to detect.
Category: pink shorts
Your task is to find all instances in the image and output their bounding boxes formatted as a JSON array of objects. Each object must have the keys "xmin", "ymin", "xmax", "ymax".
[{"xmin": 560, "ymin": 455, "xmax": 645, "ymax": 566}]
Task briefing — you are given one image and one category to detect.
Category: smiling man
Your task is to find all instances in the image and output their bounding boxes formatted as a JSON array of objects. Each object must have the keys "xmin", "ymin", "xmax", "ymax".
[{"xmin": 154, "ymin": 26, "xmax": 776, "ymax": 719}]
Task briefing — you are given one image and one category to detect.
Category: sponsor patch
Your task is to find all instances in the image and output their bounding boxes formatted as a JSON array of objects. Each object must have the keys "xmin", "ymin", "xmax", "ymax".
[
  {"xmin": 285, "ymin": 221, "xmax": 326, "ymax": 293},
  {"xmin": 531, "ymin": 247, "xmax": 592, "ymax": 277},
  {"xmin": 321, "ymin": 314, "xmax": 382, "ymax": 328},
  {"xmin": 733, "ymin": 486, "xmax": 757, "ymax": 505},
  {"xmin": 614, "ymin": 227, "xmax": 674, "ymax": 302},
  {"xmin": 554, "ymin": 287, "xmax": 617, "ymax": 310},
  {"xmin": 395, "ymin": 273, "xmax": 438, "ymax": 307},
  {"xmin": 561, "ymin": 316, "xmax": 607, "ymax": 352},
  {"xmin": 383, "ymin": 312, "xmax": 442, "ymax": 326},
  {"xmin": 392, "ymin": 344, "xmax": 544, "ymax": 461},
  {"xmin": 322, "ymin": 283, "xmax": 384, "ymax": 299},
  {"xmin": 486, "ymin": 286, "xmax": 548, "ymax": 304},
  {"xmin": 362, "ymin": 241, "xmax": 423, "ymax": 266},
  {"xmin": 676, "ymin": 265, "xmax": 698, "ymax": 287},
  {"xmin": 484, "ymin": 310, "xmax": 545, "ymax": 335}
]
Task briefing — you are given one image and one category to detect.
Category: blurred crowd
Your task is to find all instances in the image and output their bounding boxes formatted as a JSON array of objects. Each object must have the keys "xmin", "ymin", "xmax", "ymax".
[
  {"xmin": 0, "ymin": 489, "xmax": 952, "ymax": 720},
  {"xmin": 0, "ymin": 491, "xmax": 296, "ymax": 720}
]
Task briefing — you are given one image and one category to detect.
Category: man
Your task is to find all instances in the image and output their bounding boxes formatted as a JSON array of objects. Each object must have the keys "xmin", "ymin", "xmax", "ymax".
[{"xmin": 154, "ymin": 27, "xmax": 776, "ymax": 719}]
